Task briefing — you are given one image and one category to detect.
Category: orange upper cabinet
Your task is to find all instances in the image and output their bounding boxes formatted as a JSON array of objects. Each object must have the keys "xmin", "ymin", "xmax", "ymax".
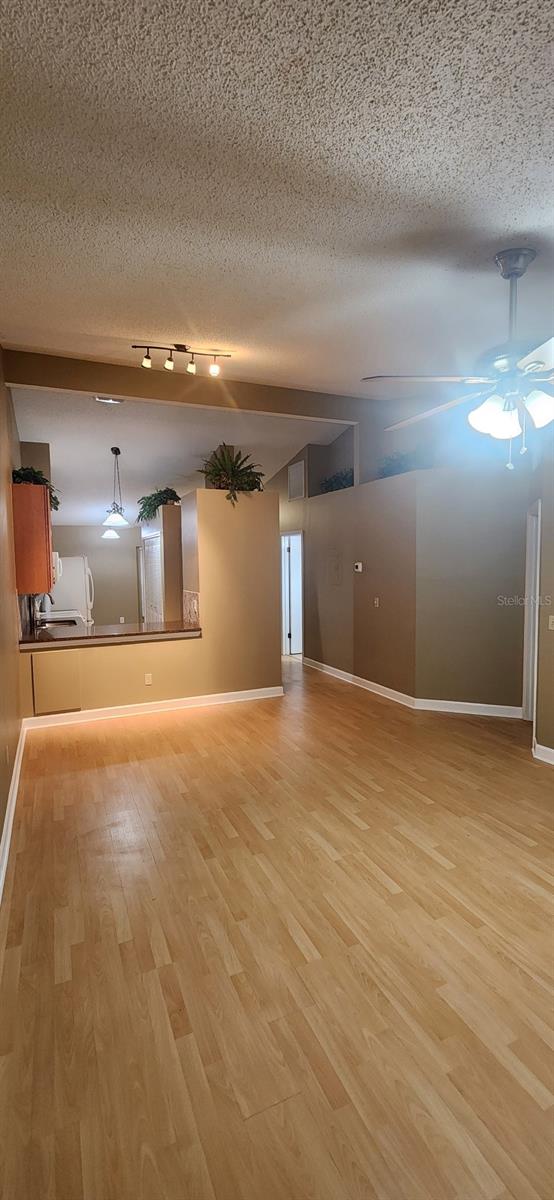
[{"xmin": 12, "ymin": 483, "xmax": 54, "ymax": 595}]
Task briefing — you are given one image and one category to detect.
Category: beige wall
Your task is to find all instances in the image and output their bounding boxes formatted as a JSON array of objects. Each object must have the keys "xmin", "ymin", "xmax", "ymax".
[
  {"xmin": 0, "ymin": 352, "xmax": 21, "ymax": 830},
  {"xmin": 21, "ymin": 490, "xmax": 282, "ymax": 715},
  {"xmin": 415, "ymin": 468, "xmax": 529, "ymax": 705},
  {"xmin": 53, "ymin": 526, "xmax": 140, "ymax": 625},
  {"xmin": 535, "ymin": 437, "xmax": 554, "ymax": 749},
  {"xmin": 20, "ymin": 440, "xmax": 51, "ymax": 480},
  {"xmin": 272, "ymin": 460, "xmax": 534, "ymax": 706}
]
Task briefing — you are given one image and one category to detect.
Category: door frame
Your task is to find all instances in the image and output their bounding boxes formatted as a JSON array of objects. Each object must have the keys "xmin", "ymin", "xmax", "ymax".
[
  {"xmin": 522, "ymin": 500, "xmax": 541, "ymax": 732},
  {"xmin": 281, "ymin": 530, "xmax": 304, "ymax": 657}
]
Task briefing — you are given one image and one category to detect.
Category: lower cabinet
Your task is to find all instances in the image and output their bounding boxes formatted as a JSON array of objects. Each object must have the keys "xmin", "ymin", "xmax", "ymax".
[{"xmin": 32, "ymin": 650, "xmax": 82, "ymax": 714}]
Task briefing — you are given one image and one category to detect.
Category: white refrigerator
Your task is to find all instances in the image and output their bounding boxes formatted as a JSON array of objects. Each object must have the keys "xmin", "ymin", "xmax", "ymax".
[{"xmin": 50, "ymin": 555, "xmax": 95, "ymax": 624}]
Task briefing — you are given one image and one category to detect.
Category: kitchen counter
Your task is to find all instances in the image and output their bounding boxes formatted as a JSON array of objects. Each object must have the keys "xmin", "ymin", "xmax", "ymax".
[{"xmin": 20, "ymin": 618, "xmax": 202, "ymax": 651}]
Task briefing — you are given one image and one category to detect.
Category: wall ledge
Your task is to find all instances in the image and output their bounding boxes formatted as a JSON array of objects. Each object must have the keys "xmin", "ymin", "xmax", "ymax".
[
  {"xmin": 303, "ymin": 658, "xmax": 523, "ymax": 719},
  {"xmin": 21, "ymin": 685, "xmax": 284, "ymax": 729},
  {"xmin": 532, "ymin": 741, "xmax": 554, "ymax": 766},
  {"xmin": 0, "ymin": 723, "xmax": 27, "ymax": 905}
]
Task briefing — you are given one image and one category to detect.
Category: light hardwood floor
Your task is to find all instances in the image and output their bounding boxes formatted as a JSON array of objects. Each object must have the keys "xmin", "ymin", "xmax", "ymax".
[{"xmin": 0, "ymin": 660, "xmax": 553, "ymax": 1199}]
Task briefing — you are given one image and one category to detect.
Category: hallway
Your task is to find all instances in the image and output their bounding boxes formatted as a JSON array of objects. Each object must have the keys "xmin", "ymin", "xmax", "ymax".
[{"xmin": 0, "ymin": 661, "xmax": 552, "ymax": 1199}]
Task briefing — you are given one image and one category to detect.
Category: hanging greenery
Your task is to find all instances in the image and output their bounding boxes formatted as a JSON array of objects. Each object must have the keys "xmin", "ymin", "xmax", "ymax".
[
  {"xmin": 12, "ymin": 466, "xmax": 60, "ymax": 510},
  {"xmin": 199, "ymin": 444, "xmax": 264, "ymax": 505},
  {"xmin": 136, "ymin": 487, "xmax": 181, "ymax": 523}
]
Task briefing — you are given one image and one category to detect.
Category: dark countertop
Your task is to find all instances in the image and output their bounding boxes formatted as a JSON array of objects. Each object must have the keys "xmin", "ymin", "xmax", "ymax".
[{"xmin": 20, "ymin": 618, "xmax": 202, "ymax": 651}]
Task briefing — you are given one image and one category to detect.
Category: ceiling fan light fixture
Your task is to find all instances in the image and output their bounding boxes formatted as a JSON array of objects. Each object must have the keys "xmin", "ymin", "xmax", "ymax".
[
  {"xmin": 101, "ymin": 528, "xmax": 120, "ymax": 539},
  {"xmin": 524, "ymin": 389, "xmax": 554, "ymax": 430},
  {"xmin": 467, "ymin": 395, "xmax": 522, "ymax": 440}
]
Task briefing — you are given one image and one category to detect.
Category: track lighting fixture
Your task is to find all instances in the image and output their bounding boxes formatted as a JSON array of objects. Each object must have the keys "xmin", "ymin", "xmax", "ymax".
[{"xmin": 132, "ymin": 342, "xmax": 231, "ymax": 375}]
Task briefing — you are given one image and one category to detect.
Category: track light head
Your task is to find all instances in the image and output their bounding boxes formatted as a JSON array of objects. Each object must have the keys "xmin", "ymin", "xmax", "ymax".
[
  {"xmin": 209, "ymin": 357, "xmax": 220, "ymax": 377},
  {"xmin": 164, "ymin": 351, "xmax": 174, "ymax": 371},
  {"xmin": 142, "ymin": 349, "xmax": 152, "ymax": 369},
  {"xmin": 187, "ymin": 355, "xmax": 196, "ymax": 375}
]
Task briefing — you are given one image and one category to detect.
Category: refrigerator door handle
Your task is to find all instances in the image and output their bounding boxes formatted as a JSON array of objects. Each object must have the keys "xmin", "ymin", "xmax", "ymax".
[{"xmin": 85, "ymin": 566, "xmax": 95, "ymax": 621}]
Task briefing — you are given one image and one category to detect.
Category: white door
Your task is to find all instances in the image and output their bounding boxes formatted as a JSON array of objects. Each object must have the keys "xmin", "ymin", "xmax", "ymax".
[
  {"xmin": 522, "ymin": 502, "xmax": 541, "ymax": 724},
  {"xmin": 143, "ymin": 534, "xmax": 164, "ymax": 622},
  {"xmin": 281, "ymin": 533, "xmax": 303, "ymax": 655}
]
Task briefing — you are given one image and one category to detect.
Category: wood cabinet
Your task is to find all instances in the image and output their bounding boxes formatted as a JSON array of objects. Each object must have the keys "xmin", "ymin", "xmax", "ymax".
[{"xmin": 12, "ymin": 483, "xmax": 54, "ymax": 594}]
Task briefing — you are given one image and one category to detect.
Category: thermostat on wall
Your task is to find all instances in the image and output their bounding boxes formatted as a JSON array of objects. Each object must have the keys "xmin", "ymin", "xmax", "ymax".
[{"xmin": 354, "ymin": 561, "xmax": 363, "ymax": 573}]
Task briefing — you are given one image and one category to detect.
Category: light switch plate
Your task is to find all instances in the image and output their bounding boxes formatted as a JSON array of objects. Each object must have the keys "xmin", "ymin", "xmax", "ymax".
[
  {"xmin": 354, "ymin": 561, "xmax": 363, "ymax": 573},
  {"xmin": 144, "ymin": 673, "xmax": 152, "ymax": 685},
  {"xmin": 548, "ymin": 615, "xmax": 554, "ymax": 631}
]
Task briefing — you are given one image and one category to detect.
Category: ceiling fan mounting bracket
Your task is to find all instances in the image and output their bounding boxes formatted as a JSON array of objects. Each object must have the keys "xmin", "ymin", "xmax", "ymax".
[{"xmin": 494, "ymin": 247, "xmax": 536, "ymax": 279}]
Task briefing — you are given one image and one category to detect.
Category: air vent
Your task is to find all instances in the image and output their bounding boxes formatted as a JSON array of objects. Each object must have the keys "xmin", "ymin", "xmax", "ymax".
[{"xmin": 288, "ymin": 460, "xmax": 305, "ymax": 501}]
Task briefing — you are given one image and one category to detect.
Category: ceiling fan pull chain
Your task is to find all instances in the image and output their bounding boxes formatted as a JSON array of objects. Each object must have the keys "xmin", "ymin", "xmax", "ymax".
[
  {"xmin": 506, "ymin": 438, "xmax": 515, "ymax": 470},
  {"xmin": 520, "ymin": 412, "xmax": 528, "ymax": 455}
]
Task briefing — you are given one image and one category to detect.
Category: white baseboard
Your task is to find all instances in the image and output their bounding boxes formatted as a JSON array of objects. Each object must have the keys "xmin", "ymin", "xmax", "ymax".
[
  {"xmin": 302, "ymin": 658, "xmax": 416, "ymax": 709},
  {"xmin": 533, "ymin": 741, "xmax": 554, "ymax": 765},
  {"xmin": 302, "ymin": 658, "xmax": 523, "ymax": 719},
  {"xmin": 414, "ymin": 698, "xmax": 523, "ymax": 718},
  {"xmin": 0, "ymin": 723, "xmax": 26, "ymax": 906},
  {"xmin": 22, "ymin": 685, "xmax": 284, "ymax": 730}
]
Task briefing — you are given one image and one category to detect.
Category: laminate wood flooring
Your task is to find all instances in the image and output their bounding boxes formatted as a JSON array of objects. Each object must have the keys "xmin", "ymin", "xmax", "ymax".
[{"xmin": 0, "ymin": 660, "xmax": 552, "ymax": 1199}]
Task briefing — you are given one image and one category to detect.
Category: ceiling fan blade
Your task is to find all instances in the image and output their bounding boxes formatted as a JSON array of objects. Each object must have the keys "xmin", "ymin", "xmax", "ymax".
[
  {"xmin": 517, "ymin": 337, "xmax": 554, "ymax": 373},
  {"xmin": 384, "ymin": 389, "xmax": 492, "ymax": 432},
  {"xmin": 361, "ymin": 374, "xmax": 494, "ymax": 385}
]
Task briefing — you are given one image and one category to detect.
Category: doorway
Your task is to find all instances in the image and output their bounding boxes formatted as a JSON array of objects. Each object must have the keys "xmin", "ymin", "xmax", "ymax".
[
  {"xmin": 522, "ymin": 500, "xmax": 541, "ymax": 728},
  {"xmin": 281, "ymin": 532, "xmax": 303, "ymax": 656}
]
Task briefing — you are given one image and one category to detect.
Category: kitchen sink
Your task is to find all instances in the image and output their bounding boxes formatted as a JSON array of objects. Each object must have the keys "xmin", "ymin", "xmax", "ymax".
[{"xmin": 39, "ymin": 619, "xmax": 79, "ymax": 627}]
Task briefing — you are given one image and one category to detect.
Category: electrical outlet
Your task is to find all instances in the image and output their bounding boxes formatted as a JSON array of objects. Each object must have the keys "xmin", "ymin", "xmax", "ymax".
[
  {"xmin": 144, "ymin": 673, "xmax": 152, "ymax": 685},
  {"xmin": 548, "ymin": 615, "xmax": 554, "ymax": 632},
  {"xmin": 373, "ymin": 596, "xmax": 380, "ymax": 608}
]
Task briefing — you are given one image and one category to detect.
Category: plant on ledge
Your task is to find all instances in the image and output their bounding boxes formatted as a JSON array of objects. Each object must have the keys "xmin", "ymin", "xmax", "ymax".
[
  {"xmin": 199, "ymin": 444, "xmax": 264, "ymax": 505},
  {"xmin": 12, "ymin": 466, "xmax": 60, "ymax": 510},
  {"xmin": 321, "ymin": 467, "xmax": 354, "ymax": 493},
  {"xmin": 136, "ymin": 487, "xmax": 181, "ymax": 523}
]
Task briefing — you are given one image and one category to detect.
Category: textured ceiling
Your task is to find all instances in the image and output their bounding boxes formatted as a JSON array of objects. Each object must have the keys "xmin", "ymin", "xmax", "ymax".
[
  {"xmin": 12, "ymin": 387, "xmax": 349, "ymax": 524},
  {"xmin": 1, "ymin": 0, "xmax": 552, "ymax": 399}
]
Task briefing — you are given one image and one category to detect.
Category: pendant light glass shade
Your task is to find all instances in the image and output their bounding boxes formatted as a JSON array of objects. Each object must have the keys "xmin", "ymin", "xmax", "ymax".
[
  {"xmin": 102, "ymin": 507, "xmax": 129, "ymax": 526},
  {"xmin": 524, "ymin": 389, "xmax": 554, "ymax": 429},
  {"xmin": 468, "ymin": 395, "xmax": 522, "ymax": 440},
  {"xmin": 101, "ymin": 529, "xmax": 120, "ymax": 539}
]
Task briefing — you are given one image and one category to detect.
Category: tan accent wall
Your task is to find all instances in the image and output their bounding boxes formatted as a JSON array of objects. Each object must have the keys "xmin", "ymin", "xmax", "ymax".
[
  {"xmin": 272, "ymin": 460, "xmax": 534, "ymax": 706},
  {"xmin": 0, "ymin": 351, "xmax": 22, "ymax": 830},
  {"xmin": 53, "ymin": 526, "xmax": 141, "ymax": 625},
  {"xmin": 415, "ymin": 468, "xmax": 529, "ymax": 705},
  {"xmin": 20, "ymin": 440, "xmax": 52, "ymax": 480},
  {"xmin": 535, "ymin": 437, "xmax": 554, "ymax": 749},
  {"xmin": 20, "ymin": 490, "xmax": 281, "ymax": 716}
]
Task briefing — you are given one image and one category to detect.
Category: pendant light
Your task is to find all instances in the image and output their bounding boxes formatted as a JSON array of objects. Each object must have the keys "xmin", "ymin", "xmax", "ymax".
[{"xmin": 103, "ymin": 446, "xmax": 129, "ymax": 527}]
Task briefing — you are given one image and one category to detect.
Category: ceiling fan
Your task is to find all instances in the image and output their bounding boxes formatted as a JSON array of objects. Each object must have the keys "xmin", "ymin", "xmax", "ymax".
[{"xmin": 361, "ymin": 248, "xmax": 554, "ymax": 467}]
